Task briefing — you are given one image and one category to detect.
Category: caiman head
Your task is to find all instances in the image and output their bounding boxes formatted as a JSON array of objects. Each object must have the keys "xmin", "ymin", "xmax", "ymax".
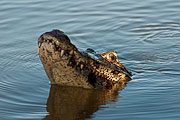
[{"xmin": 38, "ymin": 29, "xmax": 131, "ymax": 89}]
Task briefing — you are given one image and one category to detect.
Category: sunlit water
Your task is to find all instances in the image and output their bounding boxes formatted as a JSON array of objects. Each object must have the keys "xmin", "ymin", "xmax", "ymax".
[{"xmin": 0, "ymin": 0, "xmax": 180, "ymax": 119}]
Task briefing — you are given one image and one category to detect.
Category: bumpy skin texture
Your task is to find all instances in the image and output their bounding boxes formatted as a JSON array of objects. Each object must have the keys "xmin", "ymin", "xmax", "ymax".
[{"xmin": 38, "ymin": 30, "xmax": 131, "ymax": 89}]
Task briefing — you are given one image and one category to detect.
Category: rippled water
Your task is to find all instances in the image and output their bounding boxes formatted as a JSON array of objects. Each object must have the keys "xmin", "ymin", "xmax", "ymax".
[{"xmin": 0, "ymin": 0, "xmax": 180, "ymax": 119}]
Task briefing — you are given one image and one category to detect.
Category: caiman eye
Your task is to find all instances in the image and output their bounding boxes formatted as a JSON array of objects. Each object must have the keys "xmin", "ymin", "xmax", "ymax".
[{"xmin": 107, "ymin": 53, "xmax": 115, "ymax": 61}]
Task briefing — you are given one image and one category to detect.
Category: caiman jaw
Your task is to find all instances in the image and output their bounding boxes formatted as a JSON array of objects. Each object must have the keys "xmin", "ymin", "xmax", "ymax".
[
  {"xmin": 38, "ymin": 29, "xmax": 131, "ymax": 89},
  {"xmin": 38, "ymin": 30, "xmax": 94, "ymax": 88}
]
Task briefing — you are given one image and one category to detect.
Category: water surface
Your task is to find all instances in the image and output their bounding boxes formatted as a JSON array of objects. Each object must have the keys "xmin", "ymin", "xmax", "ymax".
[{"xmin": 0, "ymin": 0, "xmax": 180, "ymax": 119}]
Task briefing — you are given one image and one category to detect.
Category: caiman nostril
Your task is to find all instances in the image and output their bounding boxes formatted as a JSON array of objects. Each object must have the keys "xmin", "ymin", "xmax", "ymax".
[{"xmin": 51, "ymin": 29, "xmax": 64, "ymax": 35}]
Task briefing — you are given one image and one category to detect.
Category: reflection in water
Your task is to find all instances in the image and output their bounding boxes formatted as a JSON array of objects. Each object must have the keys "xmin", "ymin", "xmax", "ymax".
[
  {"xmin": 1, "ymin": 0, "xmax": 180, "ymax": 119},
  {"xmin": 43, "ymin": 84, "xmax": 125, "ymax": 120}
]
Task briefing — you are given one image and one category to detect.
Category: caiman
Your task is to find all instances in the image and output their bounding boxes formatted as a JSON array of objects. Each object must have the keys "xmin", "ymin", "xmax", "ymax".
[{"xmin": 38, "ymin": 29, "xmax": 132, "ymax": 89}]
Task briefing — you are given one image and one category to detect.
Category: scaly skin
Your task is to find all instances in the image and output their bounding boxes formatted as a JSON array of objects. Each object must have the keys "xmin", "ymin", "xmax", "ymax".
[
  {"xmin": 38, "ymin": 30, "xmax": 131, "ymax": 89},
  {"xmin": 98, "ymin": 51, "xmax": 132, "ymax": 76}
]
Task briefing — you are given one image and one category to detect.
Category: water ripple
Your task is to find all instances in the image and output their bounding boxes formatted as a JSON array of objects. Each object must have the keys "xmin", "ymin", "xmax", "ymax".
[{"xmin": 0, "ymin": 0, "xmax": 180, "ymax": 119}]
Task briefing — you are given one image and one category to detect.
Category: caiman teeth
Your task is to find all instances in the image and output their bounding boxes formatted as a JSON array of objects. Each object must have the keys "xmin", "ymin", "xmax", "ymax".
[
  {"xmin": 38, "ymin": 43, "xmax": 41, "ymax": 48},
  {"xmin": 69, "ymin": 50, "xmax": 74, "ymax": 55},
  {"xmin": 80, "ymin": 64, "xmax": 84, "ymax": 70},
  {"xmin": 76, "ymin": 62, "xmax": 79, "ymax": 66},
  {"xmin": 55, "ymin": 40, "xmax": 60, "ymax": 46},
  {"xmin": 60, "ymin": 50, "xmax": 65, "ymax": 56}
]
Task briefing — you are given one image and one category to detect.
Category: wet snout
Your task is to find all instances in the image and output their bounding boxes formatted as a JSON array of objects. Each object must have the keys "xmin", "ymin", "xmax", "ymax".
[{"xmin": 38, "ymin": 29, "xmax": 77, "ymax": 55}]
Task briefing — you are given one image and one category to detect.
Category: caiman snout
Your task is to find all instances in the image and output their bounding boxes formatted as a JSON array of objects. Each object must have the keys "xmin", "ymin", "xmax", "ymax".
[{"xmin": 38, "ymin": 30, "xmax": 77, "ymax": 54}]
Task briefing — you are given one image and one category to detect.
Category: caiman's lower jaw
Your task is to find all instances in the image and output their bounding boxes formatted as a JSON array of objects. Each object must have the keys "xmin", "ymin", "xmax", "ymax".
[{"xmin": 38, "ymin": 29, "xmax": 131, "ymax": 89}]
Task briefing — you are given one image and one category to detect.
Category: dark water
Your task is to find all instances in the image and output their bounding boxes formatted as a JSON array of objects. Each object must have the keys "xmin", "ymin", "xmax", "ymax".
[{"xmin": 0, "ymin": 0, "xmax": 180, "ymax": 119}]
